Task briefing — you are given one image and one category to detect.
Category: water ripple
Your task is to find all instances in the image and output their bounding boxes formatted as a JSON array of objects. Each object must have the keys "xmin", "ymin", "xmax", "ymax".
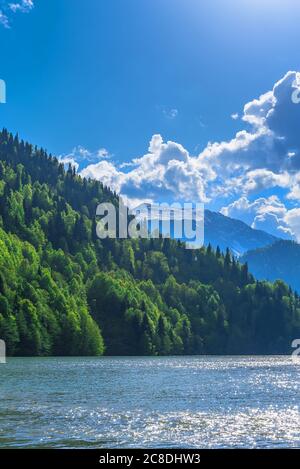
[{"xmin": 0, "ymin": 356, "xmax": 299, "ymax": 448}]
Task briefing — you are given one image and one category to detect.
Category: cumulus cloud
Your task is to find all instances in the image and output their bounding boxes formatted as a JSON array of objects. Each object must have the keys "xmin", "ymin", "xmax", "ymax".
[
  {"xmin": 287, "ymin": 172, "xmax": 300, "ymax": 200},
  {"xmin": 221, "ymin": 196, "xmax": 294, "ymax": 240},
  {"xmin": 80, "ymin": 160, "xmax": 125, "ymax": 194},
  {"xmin": 200, "ymin": 72, "xmax": 300, "ymax": 183},
  {"xmin": 68, "ymin": 71, "xmax": 300, "ymax": 239},
  {"xmin": 284, "ymin": 209, "xmax": 300, "ymax": 242},
  {"xmin": 199, "ymin": 71, "xmax": 300, "ymax": 239},
  {"xmin": 79, "ymin": 134, "xmax": 213, "ymax": 204},
  {"xmin": 221, "ymin": 194, "xmax": 300, "ymax": 241}
]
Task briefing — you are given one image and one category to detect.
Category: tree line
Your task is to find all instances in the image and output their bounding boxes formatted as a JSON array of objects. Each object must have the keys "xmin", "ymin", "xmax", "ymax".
[{"xmin": 0, "ymin": 129, "xmax": 300, "ymax": 355}]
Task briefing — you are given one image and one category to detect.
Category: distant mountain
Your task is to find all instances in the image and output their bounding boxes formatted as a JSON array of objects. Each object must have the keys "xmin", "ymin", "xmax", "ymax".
[
  {"xmin": 204, "ymin": 210, "xmax": 280, "ymax": 256},
  {"xmin": 241, "ymin": 240, "xmax": 300, "ymax": 292},
  {"xmin": 133, "ymin": 204, "xmax": 279, "ymax": 256}
]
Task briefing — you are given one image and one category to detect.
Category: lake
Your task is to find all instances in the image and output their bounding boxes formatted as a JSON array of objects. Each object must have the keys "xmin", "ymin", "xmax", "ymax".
[{"xmin": 0, "ymin": 356, "xmax": 299, "ymax": 448}]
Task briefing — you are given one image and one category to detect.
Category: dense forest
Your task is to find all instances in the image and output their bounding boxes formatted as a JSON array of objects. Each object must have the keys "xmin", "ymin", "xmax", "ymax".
[{"xmin": 0, "ymin": 129, "xmax": 300, "ymax": 356}]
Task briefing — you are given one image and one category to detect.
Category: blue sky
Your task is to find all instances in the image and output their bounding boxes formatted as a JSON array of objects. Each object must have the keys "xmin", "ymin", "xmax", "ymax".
[{"xmin": 1, "ymin": 1, "xmax": 300, "ymax": 239}]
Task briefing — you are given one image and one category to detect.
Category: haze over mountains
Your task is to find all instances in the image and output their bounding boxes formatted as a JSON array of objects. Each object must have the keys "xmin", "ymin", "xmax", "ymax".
[
  {"xmin": 137, "ymin": 203, "xmax": 299, "ymax": 291},
  {"xmin": 204, "ymin": 210, "xmax": 300, "ymax": 292},
  {"xmin": 206, "ymin": 211, "xmax": 300, "ymax": 293},
  {"xmin": 241, "ymin": 241, "xmax": 300, "ymax": 293},
  {"xmin": 133, "ymin": 203, "xmax": 279, "ymax": 256},
  {"xmin": 204, "ymin": 210, "xmax": 279, "ymax": 256}
]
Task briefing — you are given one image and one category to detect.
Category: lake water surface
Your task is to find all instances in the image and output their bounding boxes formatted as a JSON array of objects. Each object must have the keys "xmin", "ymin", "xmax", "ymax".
[{"xmin": 0, "ymin": 356, "xmax": 300, "ymax": 448}]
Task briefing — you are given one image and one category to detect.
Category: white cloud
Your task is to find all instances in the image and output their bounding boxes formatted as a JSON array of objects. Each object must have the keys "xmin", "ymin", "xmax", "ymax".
[
  {"xmin": 69, "ymin": 71, "xmax": 300, "ymax": 239},
  {"xmin": 284, "ymin": 209, "xmax": 300, "ymax": 242},
  {"xmin": 0, "ymin": 0, "xmax": 33, "ymax": 27},
  {"xmin": 0, "ymin": 10, "xmax": 9, "ymax": 27},
  {"xmin": 59, "ymin": 145, "xmax": 113, "ymax": 170},
  {"xmin": 80, "ymin": 160, "xmax": 125, "ymax": 193},
  {"xmin": 159, "ymin": 106, "xmax": 179, "ymax": 120},
  {"xmin": 221, "ymin": 195, "xmax": 299, "ymax": 241},
  {"xmin": 9, "ymin": 0, "xmax": 33, "ymax": 13},
  {"xmin": 242, "ymin": 91, "xmax": 274, "ymax": 127},
  {"xmin": 78, "ymin": 134, "xmax": 213, "ymax": 205},
  {"xmin": 97, "ymin": 148, "xmax": 112, "ymax": 159},
  {"xmin": 200, "ymin": 72, "xmax": 300, "ymax": 181},
  {"xmin": 58, "ymin": 156, "xmax": 79, "ymax": 172},
  {"xmin": 238, "ymin": 169, "xmax": 290, "ymax": 195},
  {"xmin": 287, "ymin": 185, "xmax": 300, "ymax": 200}
]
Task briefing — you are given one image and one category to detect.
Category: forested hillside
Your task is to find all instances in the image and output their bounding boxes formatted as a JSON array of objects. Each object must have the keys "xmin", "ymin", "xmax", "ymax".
[
  {"xmin": 1, "ymin": 129, "xmax": 300, "ymax": 355},
  {"xmin": 241, "ymin": 240, "xmax": 300, "ymax": 293}
]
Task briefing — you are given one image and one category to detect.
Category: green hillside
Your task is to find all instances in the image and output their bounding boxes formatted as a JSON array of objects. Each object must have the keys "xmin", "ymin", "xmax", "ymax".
[{"xmin": 1, "ymin": 129, "xmax": 300, "ymax": 355}]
